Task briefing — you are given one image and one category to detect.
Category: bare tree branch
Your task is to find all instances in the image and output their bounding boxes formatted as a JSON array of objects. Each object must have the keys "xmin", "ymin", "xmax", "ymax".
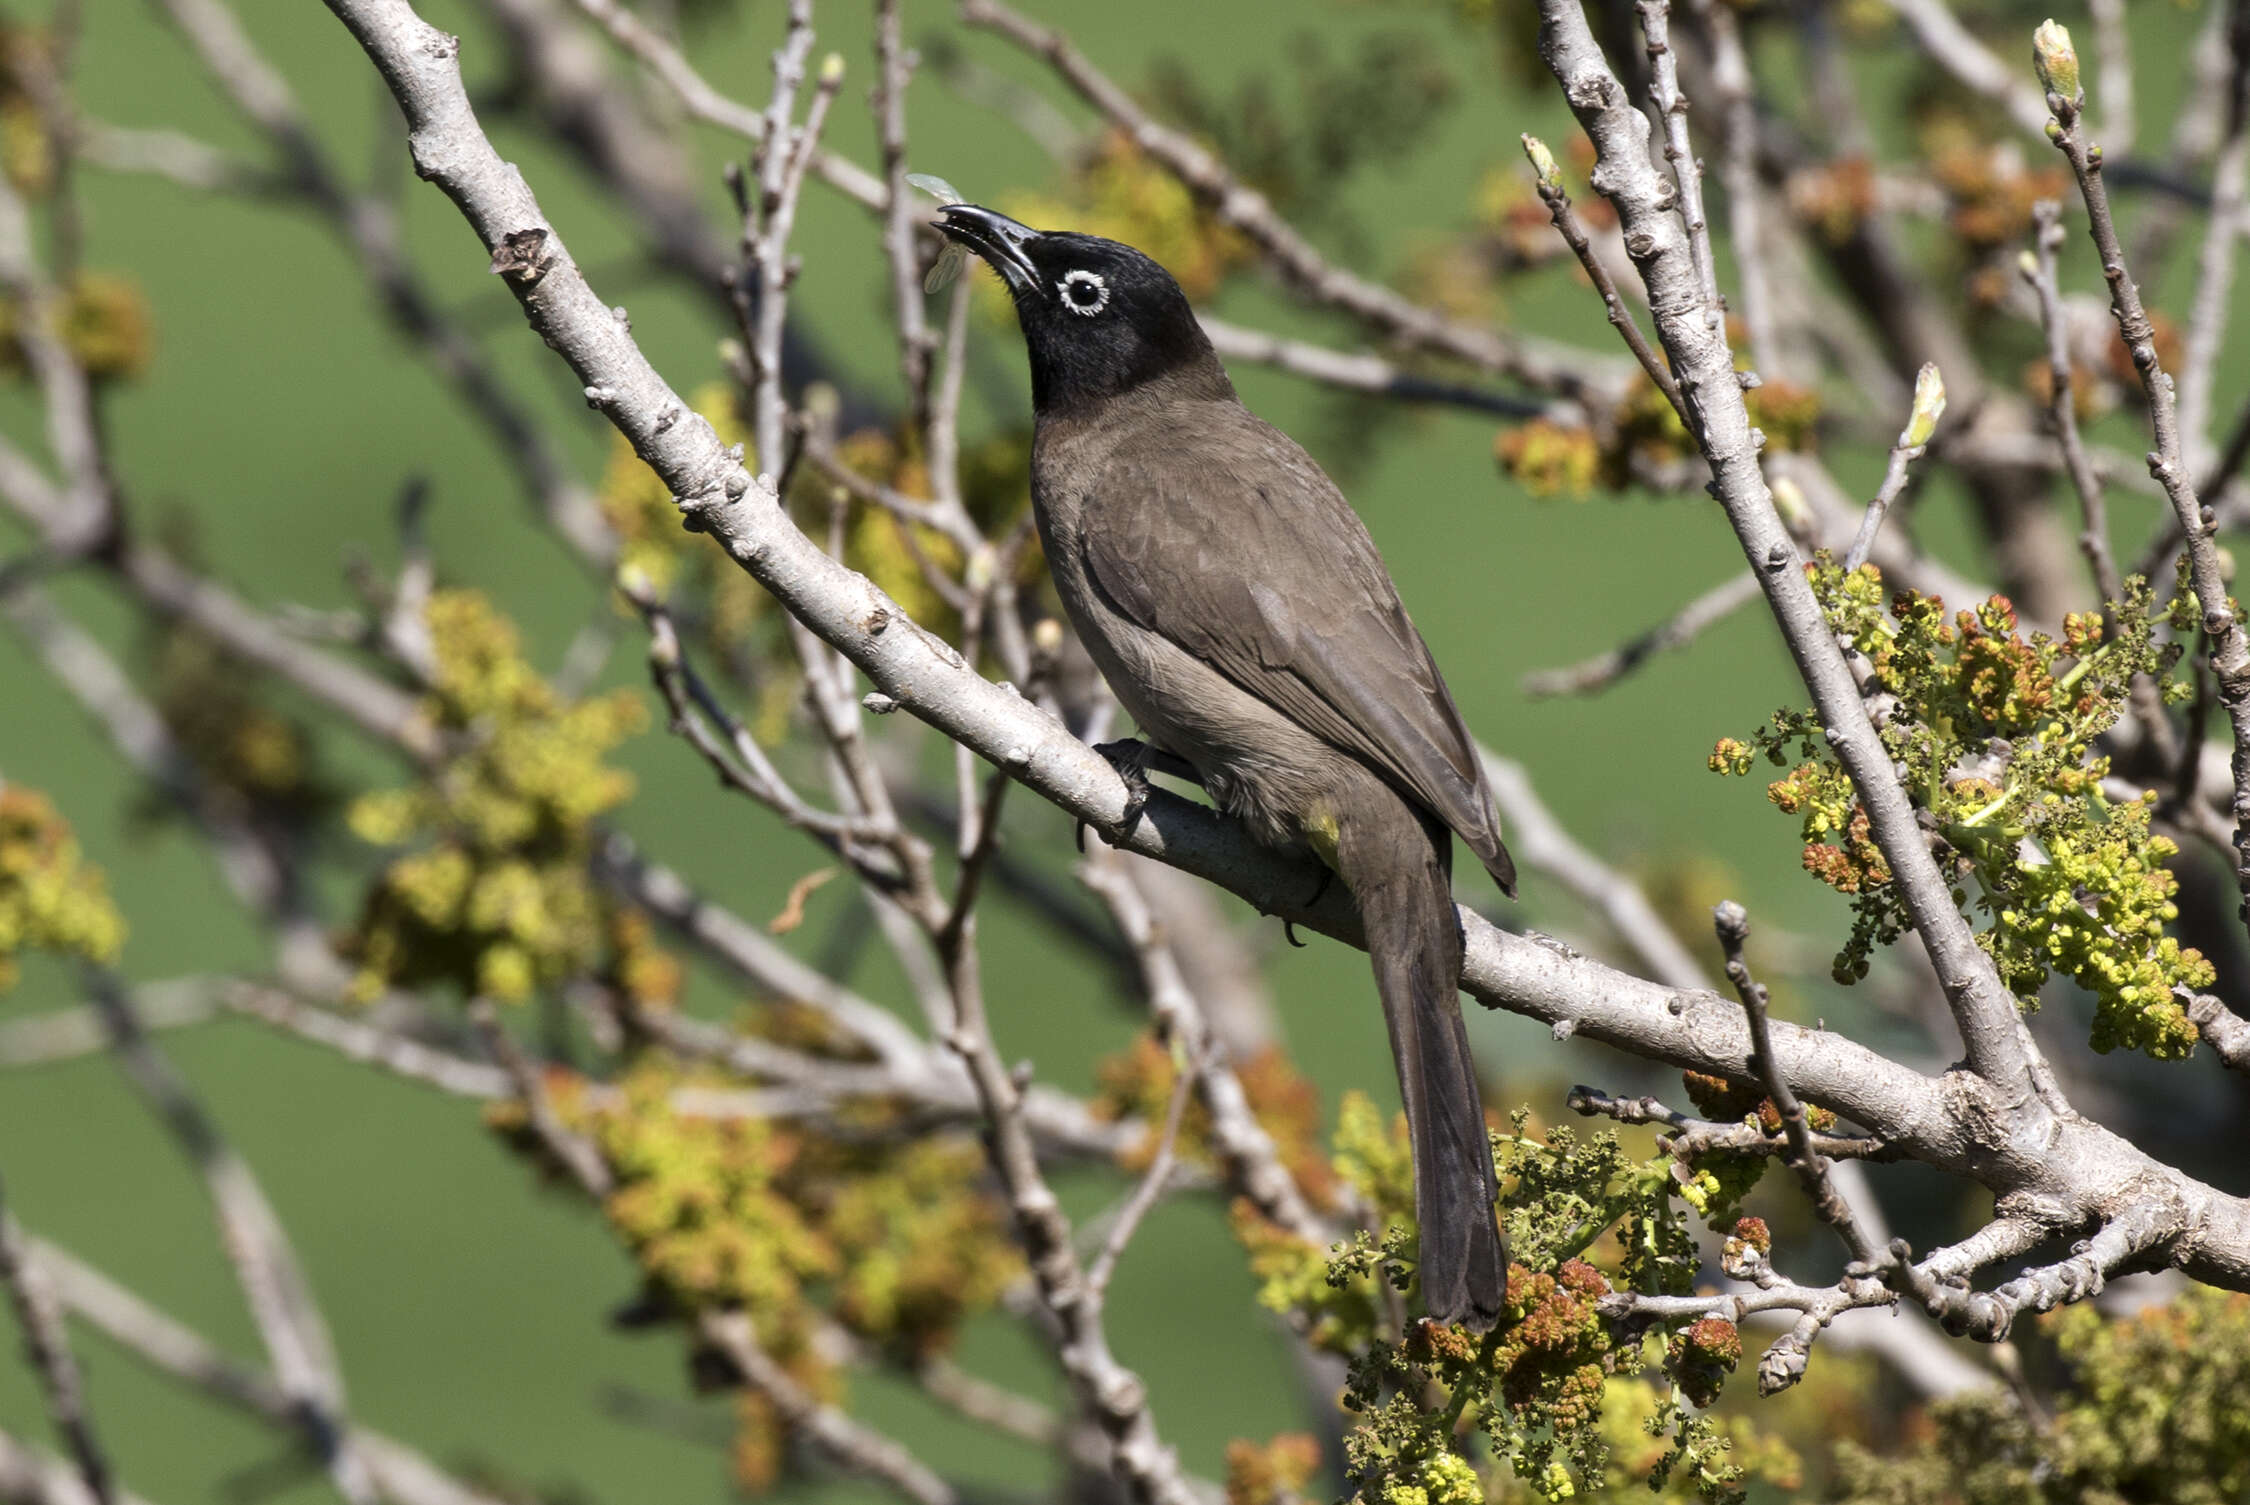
[
  {"xmin": 1536, "ymin": 0, "xmax": 2034, "ymax": 1096},
  {"xmin": 2045, "ymin": 26, "xmax": 2250, "ymax": 929},
  {"xmin": 0, "ymin": 1182, "xmax": 115, "ymax": 1505},
  {"xmin": 85, "ymin": 973, "xmax": 378, "ymax": 1502},
  {"xmin": 33, "ymin": 1239, "xmax": 512, "ymax": 1505},
  {"xmin": 322, "ymin": 0, "xmax": 2250, "ymax": 1315},
  {"xmin": 1520, "ymin": 569, "xmax": 1759, "ymax": 700},
  {"xmin": 1875, "ymin": 0, "xmax": 2054, "ymax": 141}
]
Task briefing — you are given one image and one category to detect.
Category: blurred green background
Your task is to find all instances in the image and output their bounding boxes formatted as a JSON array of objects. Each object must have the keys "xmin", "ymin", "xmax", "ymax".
[{"xmin": 0, "ymin": 0, "xmax": 2235, "ymax": 1499}]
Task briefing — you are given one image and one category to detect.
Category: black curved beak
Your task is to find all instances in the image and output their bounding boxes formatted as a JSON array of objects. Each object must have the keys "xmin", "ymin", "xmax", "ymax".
[{"xmin": 935, "ymin": 204, "xmax": 1040, "ymax": 292}]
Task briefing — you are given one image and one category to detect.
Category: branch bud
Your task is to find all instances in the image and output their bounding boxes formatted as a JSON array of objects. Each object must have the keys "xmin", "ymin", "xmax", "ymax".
[
  {"xmin": 818, "ymin": 52, "xmax": 846, "ymax": 86},
  {"xmin": 1520, "ymin": 133, "xmax": 1562, "ymax": 191},
  {"xmin": 2033, "ymin": 19, "xmax": 2081, "ymax": 104},
  {"xmin": 1901, "ymin": 362, "xmax": 1946, "ymax": 449}
]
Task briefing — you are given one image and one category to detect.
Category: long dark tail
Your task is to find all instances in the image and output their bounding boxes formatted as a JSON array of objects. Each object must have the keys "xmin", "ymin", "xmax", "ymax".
[{"xmin": 1337, "ymin": 795, "xmax": 1508, "ymax": 1330}]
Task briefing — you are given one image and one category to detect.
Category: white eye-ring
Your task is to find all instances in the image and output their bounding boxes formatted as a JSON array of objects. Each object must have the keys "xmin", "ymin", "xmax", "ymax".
[{"xmin": 1058, "ymin": 269, "xmax": 1110, "ymax": 316}]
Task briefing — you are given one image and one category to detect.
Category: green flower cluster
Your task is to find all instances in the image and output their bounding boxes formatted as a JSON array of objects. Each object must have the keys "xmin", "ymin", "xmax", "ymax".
[
  {"xmin": 1831, "ymin": 1288, "xmax": 2250, "ymax": 1504},
  {"xmin": 1095, "ymin": 1029, "xmax": 1338, "ymax": 1205},
  {"xmin": 1235, "ymin": 1098, "xmax": 1795, "ymax": 1505},
  {"xmin": 0, "ymin": 784, "xmax": 124, "ymax": 990},
  {"xmin": 1497, "ymin": 372, "xmax": 1821, "ymax": 501},
  {"xmin": 345, "ymin": 590, "xmax": 645, "ymax": 1003},
  {"xmin": 1712, "ymin": 559, "xmax": 2211, "ymax": 1058},
  {"xmin": 0, "ymin": 271, "xmax": 153, "ymax": 382},
  {"xmin": 493, "ymin": 1061, "xmax": 1022, "ymax": 1490},
  {"xmin": 1225, "ymin": 1434, "xmax": 1324, "ymax": 1505}
]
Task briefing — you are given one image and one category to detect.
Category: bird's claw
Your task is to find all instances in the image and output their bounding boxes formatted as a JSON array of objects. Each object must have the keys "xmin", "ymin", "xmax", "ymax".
[
  {"xmin": 1275, "ymin": 867, "xmax": 1331, "ymax": 947},
  {"xmin": 1086, "ymin": 738, "xmax": 1155, "ymax": 848}
]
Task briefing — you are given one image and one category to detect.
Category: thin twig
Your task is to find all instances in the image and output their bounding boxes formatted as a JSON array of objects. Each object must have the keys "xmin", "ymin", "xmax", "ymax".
[
  {"xmin": 468, "ymin": 997, "xmax": 613, "ymax": 1200},
  {"xmin": 2177, "ymin": 0, "xmax": 2250, "ymax": 472},
  {"xmin": 564, "ymin": 0, "xmax": 885, "ymax": 207},
  {"xmin": 35, "ymin": 1238, "xmax": 513, "ymax": 1505},
  {"xmin": 1085, "ymin": 1057, "xmax": 1193, "ymax": 1298},
  {"xmin": 1714, "ymin": 902, "xmax": 1882, "ymax": 1263},
  {"xmin": 1567, "ymin": 1085, "xmax": 1896, "ymax": 1162},
  {"xmin": 1637, "ymin": 0, "xmax": 1725, "ymax": 330},
  {"xmin": 1521, "ymin": 135, "xmax": 1685, "ymax": 420},
  {"xmin": 85, "ymin": 972, "xmax": 377, "ymax": 1503},
  {"xmin": 622, "ymin": 577, "xmax": 899, "ymax": 857},
  {"xmin": 2044, "ymin": 23, "xmax": 2250, "ymax": 930},
  {"xmin": 0, "ymin": 1180, "xmax": 116, "ymax": 1505},
  {"xmin": 2021, "ymin": 202, "xmax": 2125, "ymax": 607},
  {"xmin": 1537, "ymin": 0, "xmax": 2033, "ymax": 1091},
  {"xmin": 697, "ymin": 1312, "xmax": 958, "ymax": 1505},
  {"xmin": 1521, "ymin": 569, "xmax": 1759, "ymax": 698},
  {"xmin": 1876, "ymin": 0, "xmax": 2055, "ymax": 140},
  {"xmin": 957, "ymin": 0, "xmax": 1622, "ymax": 404},
  {"xmin": 1691, "ymin": 0, "xmax": 1780, "ymax": 374},
  {"xmin": 1844, "ymin": 362, "xmax": 1944, "ymax": 570},
  {"xmin": 1079, "ymin": 849, "xmax": 1329, "ymax": 1243}
]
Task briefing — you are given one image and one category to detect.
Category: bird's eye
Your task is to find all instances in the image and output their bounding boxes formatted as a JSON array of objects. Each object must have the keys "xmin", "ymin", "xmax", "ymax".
[{"xmin": 1058, "ymin": 269, "xmax": 1109, "ymax": 316}]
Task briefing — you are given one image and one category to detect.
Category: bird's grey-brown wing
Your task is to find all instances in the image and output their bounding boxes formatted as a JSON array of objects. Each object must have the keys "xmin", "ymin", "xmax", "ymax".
[{"xmin": 1075, "ymin": 414, "xmax": 1515, "ymax": 892}]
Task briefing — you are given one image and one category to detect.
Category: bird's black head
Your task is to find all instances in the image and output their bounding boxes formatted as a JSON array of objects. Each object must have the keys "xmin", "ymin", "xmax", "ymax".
[{"xmin": 935, "ymin": 204, "xmax": 1228, "ymax": 416}]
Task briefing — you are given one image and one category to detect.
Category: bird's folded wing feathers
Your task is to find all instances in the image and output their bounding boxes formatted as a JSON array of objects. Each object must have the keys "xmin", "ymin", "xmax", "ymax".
[{"xmin": 1077, "ymin": 423, "xmax": 1512, "ymax": 884}]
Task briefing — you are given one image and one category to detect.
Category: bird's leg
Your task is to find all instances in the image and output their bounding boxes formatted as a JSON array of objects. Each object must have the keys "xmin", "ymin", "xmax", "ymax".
[
  {"xmin": 1079, "ymin": 737, "xmax": 1157, "ymax": 850},
  {"xmin": 1280, "ymin": 871, "xmax": 1332, "ymax": 948}
]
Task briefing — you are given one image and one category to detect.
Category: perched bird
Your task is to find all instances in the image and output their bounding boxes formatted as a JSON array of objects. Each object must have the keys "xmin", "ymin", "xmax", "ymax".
[{"xmin": 937, "ymin": 205, "xmax": 1516, "ymax": 1330}]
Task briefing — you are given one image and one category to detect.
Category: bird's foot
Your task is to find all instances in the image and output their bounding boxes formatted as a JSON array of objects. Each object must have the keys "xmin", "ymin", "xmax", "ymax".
[
  {"xmin": 1276, "ymin": 865, "xmax": 1334, "ymax": 947},
  {"xmin": 1078, "ymin": 738, "xmax": 1155, "ymax": 851}
]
